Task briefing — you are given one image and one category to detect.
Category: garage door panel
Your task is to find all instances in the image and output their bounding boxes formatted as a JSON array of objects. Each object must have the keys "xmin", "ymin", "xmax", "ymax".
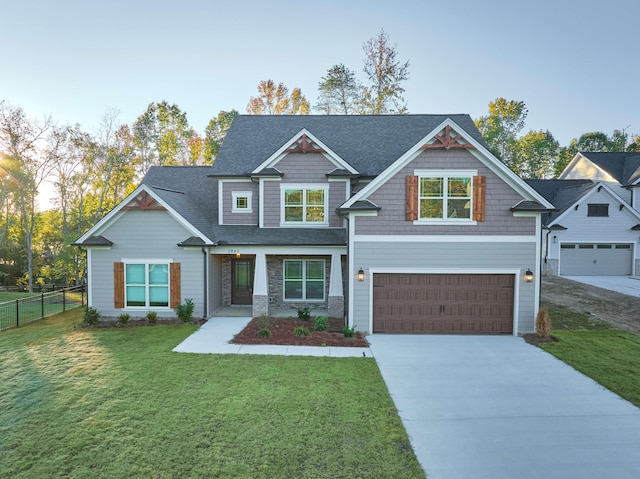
[
  {"xmin": 373, "ymin": 273, "xmax": 514, "ymax": 334},
  {"xmin": 560, "ymin": 243, "xmax": 633, "ymax": 275}
]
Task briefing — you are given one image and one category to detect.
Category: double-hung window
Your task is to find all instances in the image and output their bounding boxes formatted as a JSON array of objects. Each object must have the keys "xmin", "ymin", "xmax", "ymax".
[
  {"xmin": 283, "ymin": 259, "xmax": 325, "ymax": 301},
  {"xmin": 416, "ymin": 171, "xmax": 475, "ymax": 222},
  {"xmin": 125, "ymin": 263, "xmax": 170, "ymax": 307},
  {"xmin": 281, "ymin": 184, "xmax": 328, "ymax": 225}
]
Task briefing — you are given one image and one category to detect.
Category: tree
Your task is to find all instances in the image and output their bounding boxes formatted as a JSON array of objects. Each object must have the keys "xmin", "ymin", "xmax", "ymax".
[
  {"xmin": 204, "ymin": 110, "xmax": 238, "ymax": 162},
  {"xmin": 132, "ymin": 101, "xmax": 194, "ymax": 172},
  {"xmin": 246, "ymin": 80, "xmax": 310, "ymax": 115},
  {"xmin": 514, "ymin": 130, "xmax": 559, "ymax": 178},
  {"xmin": 316, "ymin": 64, "xmax": 360, "ymax": 114},
  {"xmin": 475, "ymin": 98, "xmax": 528, "ymax": 170},
  {"xmin": 0, "ymin": 102, "xmax": 59, "ymax": 291},
  {"xmin": 357, "ymin": 29, "xmax": 410, "ymax": 114}
]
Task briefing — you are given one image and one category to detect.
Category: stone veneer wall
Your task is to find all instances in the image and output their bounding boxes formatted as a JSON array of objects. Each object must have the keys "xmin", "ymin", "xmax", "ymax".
[{"xmin": 544, "ymin": 259, "xmax": 559, "ymax": 276}]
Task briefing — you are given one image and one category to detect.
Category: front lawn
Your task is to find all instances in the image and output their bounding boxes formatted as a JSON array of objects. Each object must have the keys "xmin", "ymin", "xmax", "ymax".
[
  {"xmin": 540, "ymin": 307, "xmax": 640, "ymax": 407},
  {"xmin": 0, "ymin": 310, "xmax": 425, "ymax": 479}
]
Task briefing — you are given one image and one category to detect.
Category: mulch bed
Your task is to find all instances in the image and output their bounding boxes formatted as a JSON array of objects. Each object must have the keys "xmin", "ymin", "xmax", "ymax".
[
  {"xmin": 231, "ymin": 316, "xmax": 369, "ymax": 347},
  {"xmin": 523, "ymin": 333, "xmax": 559, "ymax": 346},
  {"xmin": 77, "ymin": 318, "xmax": 206, "ymax": 329}
]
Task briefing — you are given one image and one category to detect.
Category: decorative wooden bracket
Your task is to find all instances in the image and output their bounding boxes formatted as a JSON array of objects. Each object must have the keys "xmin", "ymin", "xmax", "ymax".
[
  {"xmin": 122, "ymin": 191, "xmax": 166, "ymax": 211},
  {"xmin": 422, "ymin": 125, "xmax": 475, "ymax": 150},
  {"xmin": 285, "ymin": 134, "xmax": 326, "ymax": 154}
]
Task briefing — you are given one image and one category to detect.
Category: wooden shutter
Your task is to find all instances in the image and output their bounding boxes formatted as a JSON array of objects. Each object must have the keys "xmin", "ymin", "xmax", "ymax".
[
  {"xmin": 170, "ymin": 263, "xmax": 181, "ymax": 309},
  {"xmin": 114, "ymin": 262, "xmax": 124, "ymax": 308},
  {"xmin": 473, "ymin": 175, "xmax": 486, "ymax": 222},
  {"xmin": 406, "ymin": 176, "xmax": 418, "ymax": 221}
]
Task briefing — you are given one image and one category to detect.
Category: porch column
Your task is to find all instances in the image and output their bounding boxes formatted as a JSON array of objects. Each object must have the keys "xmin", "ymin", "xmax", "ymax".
[
  {"xmin": 252, "ymin": 253, "xmax": 268, "ymax": 317},
  {"xmin": 328, "ymin": 254, "xmax": 344, "ymax": 318}
]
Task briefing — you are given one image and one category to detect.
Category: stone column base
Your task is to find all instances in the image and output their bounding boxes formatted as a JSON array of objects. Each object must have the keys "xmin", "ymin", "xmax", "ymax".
[
  {"xmin": 328, "ymin": 295, "xmax": 344, "ymax": 319},
  {"xmin": 252, "ymin": 295, "xmax": 269, "ymax": 318}
]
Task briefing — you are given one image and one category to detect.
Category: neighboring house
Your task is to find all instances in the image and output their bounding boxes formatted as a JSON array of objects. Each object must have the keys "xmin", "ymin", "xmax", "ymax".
[
  {"xmin": 525, "ymin": 151, "xmax": 640, "ymax": 277},
  {"xmin": 74, "ymin": 115, "xmax": 554, "ymax": 335},
  {"xmin": 526, "ymin": 179, "xmax": 640, "ymax": 276}
]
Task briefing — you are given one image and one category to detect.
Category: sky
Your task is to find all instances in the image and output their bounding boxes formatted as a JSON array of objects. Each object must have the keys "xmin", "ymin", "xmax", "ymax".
[{"xmin": 2, "ymin": 0, "xmax": 639, "ymax": 150}]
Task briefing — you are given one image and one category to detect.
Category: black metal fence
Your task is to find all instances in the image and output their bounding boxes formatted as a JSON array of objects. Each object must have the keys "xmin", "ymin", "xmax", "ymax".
[{"xmin": 0, "ymin": 285, "xmax": 86, "ymax": 332}]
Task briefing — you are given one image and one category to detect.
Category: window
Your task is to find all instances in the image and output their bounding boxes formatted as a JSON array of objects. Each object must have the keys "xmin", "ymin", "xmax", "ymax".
[
  {"xmin": 125, "ymin": 263, "xmax": 169, "ymax": 307},
  {"xmin": 281, "ymin": 184, "xmax": 328, "ymax": 224},
  {"xmin": 232, "ymin": 191, "xmax": 252, "ymax": 213},
  {"xmin": 418, "ymin": 173, "xmax": 472, "ymax": 221},
  {"xmin": 283, "ymin": 259, "xmax": 325, "ymax": 301},
  {"xmin": 587, "ymin": 204, "xmax": 608, "ymax": 217}
]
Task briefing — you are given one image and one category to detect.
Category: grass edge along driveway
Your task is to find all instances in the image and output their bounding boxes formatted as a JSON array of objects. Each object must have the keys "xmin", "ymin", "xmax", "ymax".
[{"xmin": 0, "ymin": 310, "xmax": 425, "ymax": 479}]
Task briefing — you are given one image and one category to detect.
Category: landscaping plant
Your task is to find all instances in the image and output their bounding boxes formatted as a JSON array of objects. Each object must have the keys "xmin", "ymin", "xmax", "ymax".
[
  {"xmin": 536, "ymin": 307, "xmax": 551, "ymax": 338},
  {"xmin": 314, "ymin": 316, "xmax": 329, "ymax": 331},
  {"xmin": 118, "ymin": 313, "xmax": 130, "ymax": 325},
  {"xmin": 83, "ymin": 306, "xmax": 101, "ymax": 325},
  {"xmin": 175, "ymin": 298, "xmax": 195, "ymax": 322},
  {"xmin": 293, "ymin": 326, "xmax": 310, "ymax": 337},
  {"xmin": 146, "ymin": 311, "xmax": 158, "ymax": 324}
]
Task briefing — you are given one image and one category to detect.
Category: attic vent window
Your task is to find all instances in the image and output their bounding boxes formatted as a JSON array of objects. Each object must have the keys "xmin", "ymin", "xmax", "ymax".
[{"xmin": 587, "ymin": 204, "xmax": 609, "ymax": 217}]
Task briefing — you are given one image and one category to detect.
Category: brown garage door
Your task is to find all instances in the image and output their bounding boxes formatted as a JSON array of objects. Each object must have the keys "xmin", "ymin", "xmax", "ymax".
[{"xmin": 373, "ymin": 273, "xmax": 514, "ymax": 334}]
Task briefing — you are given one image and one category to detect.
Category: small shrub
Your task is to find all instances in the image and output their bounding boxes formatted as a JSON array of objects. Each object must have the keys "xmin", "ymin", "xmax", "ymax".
[
  {"xmin": 257, "ymin": 328, "xmax": 272, "ymax": 338},
  {"xmin": 83, "ymin": 307, "xmax": 101, "ymax": 325},
  {"xmin": 175, "ymin": 298, "xmax": 195, "ymax": 322},
  {"xmin": 314, "ymin": 316, "xmax": 329, "ymax": 331},
  {"xmin": 257, "ymin": 313, "xmax": 271, "ymax": 328},
  {"xmin": 292, "ymin": 305, "xmax": 313, "ymax": 321},
  {"xmin": 294, "ymin": 326, "xmax": 310, "ymax": 337},
  {"xmin": 118, "ymin": 313, "xmax": 130, "ymax": 325},
  {"xmin": 342, "ymin": 326, "xmax": 356, "ymax": 338},
  {"xmin": 146, "ymin": 310, "xmax": 158, "ymax": 324},
  {"xmin": 536, "ymin": 307, "xmax": 551, "ymax": 338}
]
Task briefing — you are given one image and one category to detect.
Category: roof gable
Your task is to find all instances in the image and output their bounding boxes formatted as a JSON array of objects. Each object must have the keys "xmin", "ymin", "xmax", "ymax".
[
  {"xmin": 75, "ymin": 182, "xmax": 212, "ymax": 245},
  {"xmin": 342, "ymin": 118, "xmax": 553, "ymax": 209},
  {"xmin": 252, "ymin": 128, "xmax": 357, "ymax": 174},
  {"xmin": 560, "ymin": 152, "xmax": 640, "ymax": 185},
  {"xmin": 540, "ymin": 180, "xmax": 640, "ymax": 226}
]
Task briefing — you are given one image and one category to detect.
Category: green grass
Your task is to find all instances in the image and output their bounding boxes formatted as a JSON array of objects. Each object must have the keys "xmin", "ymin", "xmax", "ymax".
[
  {"xmin": 0, "ymin": 310, "xmax": 425, "ymax": 479},
  {"xmin": 541, "ymin": 307, "xmax": 640, "ymax": 407},
  {"xmin": 0, "ymin": 291, "xmax": 39, "ymax": 302}
]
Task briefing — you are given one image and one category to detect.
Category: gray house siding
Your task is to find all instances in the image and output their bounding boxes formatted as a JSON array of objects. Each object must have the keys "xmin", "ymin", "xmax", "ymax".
[
  {"xmin": 355, "ymin": 150, "xmax": 535, "ymax": 235},
  {"xmin": 262, "ymin": 152, "xmax": 348, "ymax": 228},
  {"xmin": 222, "ymin": 181, "xmax": 258, "ymax": 225},
  {"xmin": 351, "ymin": 240, "xmax": 537, "ymax": 334},
  {"xmin": 88, "ymin": 210, "xmax": 205, "ymax": 319}
]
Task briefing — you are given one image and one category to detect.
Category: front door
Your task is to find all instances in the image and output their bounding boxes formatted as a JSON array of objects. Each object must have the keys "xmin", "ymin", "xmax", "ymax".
[{"xmin": 231, "ymin": 258, "xmax": 253, "ymax": 305}]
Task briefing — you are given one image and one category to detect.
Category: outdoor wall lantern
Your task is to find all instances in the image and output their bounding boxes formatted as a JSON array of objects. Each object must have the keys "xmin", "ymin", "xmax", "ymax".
[
  {"xmin": 523, "ymin": 268, "xmax": 534, "ymax": 283},
  {"xmin": 357, "ymin": 268, "xmax": 365, "ymax": 282},
  {"xmin": 553, "ymin": 235, "xmax": 558, "ymax": 243}
]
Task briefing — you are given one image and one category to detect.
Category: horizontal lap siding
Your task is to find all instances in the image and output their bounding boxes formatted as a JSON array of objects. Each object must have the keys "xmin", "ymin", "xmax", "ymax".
[
  {"xmin": 222, "ymin": 181, "xmax": 258, "ymax": 225},
  {"xmin": 352, "ymin": 241, "xmax": 537, "ymax": 334},
  {"xmin": 355, "ymin": 150, "xmax": 535, "ymax": 235},
  {"xmin": 90, "ymin": 210, "xmax": 205, "ymax": 318},
  {"xmin": 546, "ymin": 189, "xmax": 639, "ymax": 261}
]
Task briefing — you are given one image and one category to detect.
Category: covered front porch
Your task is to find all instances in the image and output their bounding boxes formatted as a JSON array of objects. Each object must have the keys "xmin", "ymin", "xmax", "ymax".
[{"xmin": 209, "ymin": 246, "xmax": 347, "ymax": 320}]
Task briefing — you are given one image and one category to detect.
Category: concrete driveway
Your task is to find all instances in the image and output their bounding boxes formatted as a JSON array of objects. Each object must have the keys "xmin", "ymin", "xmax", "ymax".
[
  {"xmin": 564, "ymin": 275, "xmax": 640, "ymax": 298},
  {"xmin": 368, "ymin": 335, "xmax": 640, "ymax": 479}
]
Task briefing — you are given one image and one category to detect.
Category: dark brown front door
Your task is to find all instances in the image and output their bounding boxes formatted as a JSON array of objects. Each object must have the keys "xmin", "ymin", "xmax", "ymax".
[
  {"xmin": 232, "ymin": 258, "xmax": 253, "ymax": 305},
  {"xmin": 373, "ymin": 273, "xmax": 514, "ymax": 334}
]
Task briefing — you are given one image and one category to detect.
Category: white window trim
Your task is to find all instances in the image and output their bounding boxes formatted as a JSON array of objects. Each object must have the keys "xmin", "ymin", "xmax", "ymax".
[
  {"xmin": 123, "ymin": 261, "xmax": 171, "ymax": 310},
  {"xmin": 413, "ymin": 169, "xmax": 477, "ymax": 225},
  {"xmin": 280, "ymin": 183, "xmax": 329, "ymax": 226},
  {"xmin": 232, "ymin": 191, "xmax": 253, "ymax": 213},
  {"xmin": 283, "ymin": 259, "xmax": 326, "ymax": 302}
]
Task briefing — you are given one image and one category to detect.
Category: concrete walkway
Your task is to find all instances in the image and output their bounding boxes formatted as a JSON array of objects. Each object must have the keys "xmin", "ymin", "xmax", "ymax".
[
  {"xmin": 368, "ymin": 334, "xmax": 640, "ymax": 479},
  {"xmin": 172, "ymin": 316, "xmax": 372, "ymax": 357}
]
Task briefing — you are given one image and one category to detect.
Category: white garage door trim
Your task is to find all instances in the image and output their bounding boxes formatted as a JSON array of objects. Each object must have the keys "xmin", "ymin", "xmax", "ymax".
[
  {"xmin": 367, "ymin": 268, "xmax": 521, "ymax": 336},
  {"xmin": 559, "ymin": 242, "xmax": 634, "ymax": 276}
]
